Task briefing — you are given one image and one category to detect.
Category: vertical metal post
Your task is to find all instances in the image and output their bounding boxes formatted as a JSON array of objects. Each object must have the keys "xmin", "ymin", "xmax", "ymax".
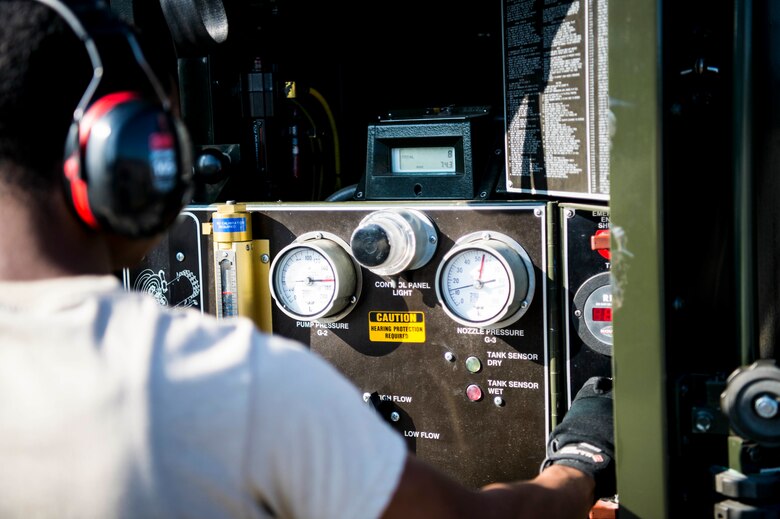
[
  {"xmin": 733, "ymin": 0, "xmax": 756, "ymax": 366},
  {"xmin": 610, "ymin": 0, "xmax": 669, "ymax": 516}
]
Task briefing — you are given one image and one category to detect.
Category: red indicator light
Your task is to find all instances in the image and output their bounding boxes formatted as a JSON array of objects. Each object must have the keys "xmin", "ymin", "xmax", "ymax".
[
  {"xmin": 592, "ymin": 307, "xmax": 612, "ymax": 322},
  {"xmin": 466, "ymin": 384, "xmax": 483, "ymax": 402}
]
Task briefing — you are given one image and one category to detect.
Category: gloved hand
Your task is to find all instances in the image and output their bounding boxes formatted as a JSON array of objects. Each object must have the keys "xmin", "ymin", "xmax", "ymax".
[{"xmin": 541, "ymin": 376, "xmax": 616, "ymax": 499}]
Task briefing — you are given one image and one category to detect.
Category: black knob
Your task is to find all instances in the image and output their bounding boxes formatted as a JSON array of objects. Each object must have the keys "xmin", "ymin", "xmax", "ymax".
[
  {"xmin": 194, "ymin": 148, "xmax": 230, "ymax": 184},
  {"xmin": 351, "ymin": 224, "xmax": 390, "ymax": 267}
]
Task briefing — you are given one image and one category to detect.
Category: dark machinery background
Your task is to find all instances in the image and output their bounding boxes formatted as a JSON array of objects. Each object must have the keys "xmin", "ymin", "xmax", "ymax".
[
  {"xmin": 116, "ymin": 0, "xmax": 504, "ymax": 203},
  {"xmin": 112, "ymin": 0, "xmax": 780, "ymax": 516}
]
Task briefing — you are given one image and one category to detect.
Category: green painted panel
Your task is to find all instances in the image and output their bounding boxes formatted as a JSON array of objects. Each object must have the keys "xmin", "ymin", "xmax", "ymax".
[{"xmin": 609, "ymin": 0, "xmax": 668, "ymax": 517}]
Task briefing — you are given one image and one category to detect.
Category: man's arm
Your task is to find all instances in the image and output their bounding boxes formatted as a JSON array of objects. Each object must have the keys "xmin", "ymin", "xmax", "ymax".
[{"xmin": 381, "ymin": 454, "xmax": 594, "ymax": 519}]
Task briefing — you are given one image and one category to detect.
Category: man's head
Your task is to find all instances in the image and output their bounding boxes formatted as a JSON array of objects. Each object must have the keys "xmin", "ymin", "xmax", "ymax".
[
  {"xmin": 0, "ymin": 0, "xmax": 191, "ymax": 276},
  {"xmin": 3, "ymin": 0, "xmax": 191, "ymax": 238}
]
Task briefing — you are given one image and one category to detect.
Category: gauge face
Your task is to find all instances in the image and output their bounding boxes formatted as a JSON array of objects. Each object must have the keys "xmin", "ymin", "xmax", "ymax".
[
  {"xmin": 269, "ymin": 235, "xmax": 359, "ymax": 322},
  {"xmin": 439, "ymin": 247, "xmax": 514, "ymax": 324},
  {"xmin": 273, "ymin": 246, "xmax": 338, "ymax": 318},
  {"xmin": 436, "ymin": 232, "xmax": 535, "ymax": 328},
  {"xmin": 583, "ymin": 283, "xmax": 612, "ymax": 346},
  {"xmin": 572, "ymin": 272, "xmax": 612, "ymax": 355},
  {"xmin": 217, "ymin": 252, "xmax": 238, "ymax": 318}
]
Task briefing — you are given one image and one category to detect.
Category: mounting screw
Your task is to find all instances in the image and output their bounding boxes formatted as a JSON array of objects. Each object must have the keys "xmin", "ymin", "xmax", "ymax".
[
  {"xmin": 390, "ymin": 412, "xmax": 401, "ymax": 422},
  {"xmin": 363, "ymin": 392, "xmax": 371, "ymax": 402},
  {"xmin": 261, "ymin": 254, "xmax": 270, "ymax": 263},
  {"xmin": 444, "ymin": 352, "xmax": 455, "ymax": 362},
  {"xmin": 494, "ymin": 397, "xmax": 505, "ymax": 407},
  {"xmin": 175, "ymin": 252, "xmax": 185, "ymax": 262}
]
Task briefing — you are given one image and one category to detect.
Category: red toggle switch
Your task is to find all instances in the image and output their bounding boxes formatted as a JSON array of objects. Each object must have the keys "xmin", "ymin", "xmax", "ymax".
[{"xmin": 591, "ymin": 229, "xmax": 610, "ymax": 260}]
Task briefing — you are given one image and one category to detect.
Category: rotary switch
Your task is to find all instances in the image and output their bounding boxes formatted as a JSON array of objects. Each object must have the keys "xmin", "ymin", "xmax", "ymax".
[{"xmin": 350, "ymin": 208, "xmax": 438, "ymax": 276}]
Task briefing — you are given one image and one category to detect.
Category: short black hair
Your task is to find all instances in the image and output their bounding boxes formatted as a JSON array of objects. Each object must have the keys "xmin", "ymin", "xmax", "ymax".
[{"xmin": 0, "ymin": 1, "xmax": 92, "ymax": 193}]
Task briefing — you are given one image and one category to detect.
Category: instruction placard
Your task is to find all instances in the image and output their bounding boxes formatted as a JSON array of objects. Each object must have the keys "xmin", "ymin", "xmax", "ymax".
[{"xmin": 503, "ymin": 0, "xmax": 610, "ymax": 200}]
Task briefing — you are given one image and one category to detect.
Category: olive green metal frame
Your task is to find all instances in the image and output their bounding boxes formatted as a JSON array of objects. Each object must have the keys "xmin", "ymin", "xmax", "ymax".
[{"xmin": 610, "ymin": 0, "xmax": 668, "ymax": 517}]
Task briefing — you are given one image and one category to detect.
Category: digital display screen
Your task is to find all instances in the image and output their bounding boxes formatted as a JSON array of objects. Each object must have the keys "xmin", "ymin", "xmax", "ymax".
[
  {"xmin": 391, "ymin": 146, "xmax": 457, "ymax": 174},
  {"xmin": 592, "ymin": 307, "xmax": 612, "ymax": 322}
]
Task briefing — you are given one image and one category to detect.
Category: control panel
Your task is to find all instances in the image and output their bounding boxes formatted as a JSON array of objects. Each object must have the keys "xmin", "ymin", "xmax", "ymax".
[
  {"xmin": 560, "ymin": 203, "xmax": 612, "ymax": 406},
  {"xmin": 127, "ymin": 201, "xmax": 551, "ymax": 488}
]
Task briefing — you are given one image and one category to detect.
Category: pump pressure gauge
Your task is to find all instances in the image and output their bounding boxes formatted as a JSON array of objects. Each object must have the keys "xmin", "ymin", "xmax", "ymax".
[
  {"xmin": 270, "ymin": 232, "xmax": 361, "ymax": 322},
  {"xmin": 435, "ymin": 232, "xmax": 535, "ymax": 328}
]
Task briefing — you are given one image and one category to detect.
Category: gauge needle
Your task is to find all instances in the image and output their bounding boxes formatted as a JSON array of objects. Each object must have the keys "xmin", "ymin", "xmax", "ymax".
[
  {"xmin": 478, "ymin": 254, "xmax": 485, "ymax": 281},
  {"xmin": 449, "ymin": 278, "xmax": 496, "ymax": 292},
  {"xmin": 297, "ymin": 277, "xmax": 335, "ymax": 284}
]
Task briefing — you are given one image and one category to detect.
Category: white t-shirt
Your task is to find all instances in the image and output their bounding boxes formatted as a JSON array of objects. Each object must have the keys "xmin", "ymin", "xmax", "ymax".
[{"xmin": 0, "ymin": 275, "xmax": 407, "ymax": 519}]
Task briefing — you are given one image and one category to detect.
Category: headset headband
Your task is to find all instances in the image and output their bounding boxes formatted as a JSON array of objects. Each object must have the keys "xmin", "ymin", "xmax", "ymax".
[
  {"xmin": 34, "ymin": 0, "xmax": 171, "ymax": 120},
  {"xmin": 38, "ymin": 0, "xmax": 193, "ymax": 238}
]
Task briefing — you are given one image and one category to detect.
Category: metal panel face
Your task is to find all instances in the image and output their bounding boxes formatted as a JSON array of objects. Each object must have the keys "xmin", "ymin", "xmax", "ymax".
[
  {"xmin": 560, "ymin": 204, "xmax": 612, "ymax": 405},
  {"xmin": 125, "ymin": 201, "xmax": 550, "ymax": 488},
  {"xmin": 124, "ymin": 211, "xmax": 205, "ymax": 312}
]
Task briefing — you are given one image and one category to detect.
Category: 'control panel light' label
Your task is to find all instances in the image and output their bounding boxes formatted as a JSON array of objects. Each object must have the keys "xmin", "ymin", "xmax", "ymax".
[{"xmin": 368, "ymin": 311, "xmax": 426, "ymax": 342}]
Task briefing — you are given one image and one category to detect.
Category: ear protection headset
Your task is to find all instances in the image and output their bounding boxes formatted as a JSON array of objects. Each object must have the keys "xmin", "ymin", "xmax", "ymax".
[{"xmin": 39, "ymin": 0, "xmax": 193, "ymax": 238}]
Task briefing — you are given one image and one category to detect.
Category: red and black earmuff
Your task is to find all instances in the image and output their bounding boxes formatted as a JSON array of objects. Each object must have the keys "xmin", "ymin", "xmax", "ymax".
[{"xmin": 40, "ymin": 0, "xmax": 193, "ymax": 238}]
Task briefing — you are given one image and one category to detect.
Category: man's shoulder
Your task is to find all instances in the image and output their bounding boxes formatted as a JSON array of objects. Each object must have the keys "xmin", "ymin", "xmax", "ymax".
[{"xmin": 106, "ymin": 279, "xmax": 312, "ymax": 376}]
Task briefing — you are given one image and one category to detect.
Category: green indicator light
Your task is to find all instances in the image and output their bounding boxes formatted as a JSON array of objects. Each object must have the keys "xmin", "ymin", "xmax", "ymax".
[{"xmin": 465, "ymin": 356, "xmax": 482, "ymax": 373}]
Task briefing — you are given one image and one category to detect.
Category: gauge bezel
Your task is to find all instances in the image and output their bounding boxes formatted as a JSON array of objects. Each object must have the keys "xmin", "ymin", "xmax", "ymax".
[
  {"xmin": 572, "ymin": 272, "xmax": 612, "ymax": 355},
  {"xmin": 435, "ymin": 231, "xmax": 535, "ymax": 329},
  {"xmin": 269, "ymin": 232, "xmax": 361, "ymax": 322},
  {"xmin": 350, "ymin": 208, "xmax": 438, "ymax": 276}
]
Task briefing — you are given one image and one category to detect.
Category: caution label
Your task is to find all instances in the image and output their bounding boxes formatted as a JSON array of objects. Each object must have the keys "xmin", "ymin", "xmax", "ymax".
[{"xmin": 368, "ymin": 311, "xmax": 426, "ymax": 343}]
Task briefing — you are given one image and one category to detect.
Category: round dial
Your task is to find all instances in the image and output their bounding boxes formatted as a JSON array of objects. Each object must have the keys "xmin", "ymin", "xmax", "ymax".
[
  {"xmin": 350, "ymin": 208, "xmax": 437, "ymax": 276},
  {"xmin": 270, "ymin": 234, "xmax": 359, "ymax": 321},
  {"xmin": 572, "ymin": 272, "xmax": 612, "ymax": 355},
  {"xmin": 436, "ymin": 232, "xmax": 535, "ymax": 328}
]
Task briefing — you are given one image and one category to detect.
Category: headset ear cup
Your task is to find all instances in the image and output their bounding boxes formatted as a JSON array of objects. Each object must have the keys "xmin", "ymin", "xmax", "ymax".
[
  {"xmin": 48, "ymin": 0, "xmax": 190, "ymax": 238},
  {"xmin": 63, "ymin": 121, "xmax": 101, "ymax": 229},
  {"xmin": 78, "ymin": 94, "xmax": 192, "ymax": 238},
  {"xmin": 63, "ymin": 93, "xmax": 139, "ymax": 231}
]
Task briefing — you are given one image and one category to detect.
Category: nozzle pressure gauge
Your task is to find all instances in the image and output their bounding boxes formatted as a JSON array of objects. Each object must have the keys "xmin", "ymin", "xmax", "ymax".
[
  {"xmin": 435, "ymin": 232, "xmax": 535, "ymax": 328},
  {"xmin": 270, "ymin": 232, "xmax": 361, "ymax": 322}
]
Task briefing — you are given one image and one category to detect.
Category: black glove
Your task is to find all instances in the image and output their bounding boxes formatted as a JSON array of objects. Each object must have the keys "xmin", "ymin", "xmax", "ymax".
[{"xmin": 541, "ymin": 376, "xmax": 616, "ymax": 499}]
